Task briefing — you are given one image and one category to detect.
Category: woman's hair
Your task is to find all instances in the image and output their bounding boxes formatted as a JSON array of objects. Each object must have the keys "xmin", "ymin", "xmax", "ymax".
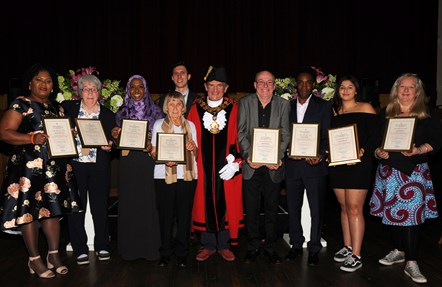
[
  {"xmin": 385, "ymin": 73, "xmax": 429, "ymax": 119},
  {"xmin": 163, "ymin": 91, "xmax": 185, "ymax": 114},
  {"xmin": 22, "ymin": 63, "xmax": 59, "ymax": 99},
  {"xmin": 332, "ymin": 75, "xmax": 361, "ymax": 114},
  {"xmin": 115, "ymin": 74, "xmax": 163, "ymax": 129},
  {"xmin": 77, "ymin": 74, "xmax": 102, "ymax": 96}
]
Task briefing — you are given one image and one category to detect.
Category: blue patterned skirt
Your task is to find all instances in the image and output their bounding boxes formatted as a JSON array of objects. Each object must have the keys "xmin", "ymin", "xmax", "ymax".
[{"xmin": 369, "ymin": 163, "xmax": 438, "ymax": 226}]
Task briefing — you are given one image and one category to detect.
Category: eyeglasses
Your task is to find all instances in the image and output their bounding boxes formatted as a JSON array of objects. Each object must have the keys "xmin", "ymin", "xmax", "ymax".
[
  {"xmin": 82, "ymin": 88, "xmax": 99, "ymax": 94},
  {"xmin": 256, "ymin": 81, "xmax": 275, "ymax": 87}
]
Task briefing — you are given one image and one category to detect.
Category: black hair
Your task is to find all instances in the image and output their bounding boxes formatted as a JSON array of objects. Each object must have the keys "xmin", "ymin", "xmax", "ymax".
[
  {"xmin": 332, "ymin": 75, "xmax": 361, "ymax": 114},
  {"xmin": 294, "ymin": 66, "xmax": 317, "ymax": 81},
  {"xmin": 22, "ymin": 63, "xmax": 59, "ymax": 100}
]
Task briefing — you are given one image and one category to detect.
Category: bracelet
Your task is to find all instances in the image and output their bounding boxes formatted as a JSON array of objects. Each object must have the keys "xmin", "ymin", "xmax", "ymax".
[
  {"xmin": 374, "ymin": 148, "xmax": 381, "ymax": 160},
  {"xmin": 30, "ymin": 133, "xmax": 36, "ymax": 145}
]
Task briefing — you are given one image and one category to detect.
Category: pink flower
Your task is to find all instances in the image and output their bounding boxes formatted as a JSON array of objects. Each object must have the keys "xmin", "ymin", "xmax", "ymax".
[
  {"xmin": 39, "ymin": 208, "xmax": 51, "ymax": 219},
  {"xmin": 17, "ymin": 213, "xmax": 33, "ymax": 225},
  {"xmin": 26, "ymin": 158, "xmax": 43, "ymax": 169},
  {"xmin": 44, "ymin": 182, "xmax": 61, "ymax": 194},
  {"xmin": 7, "ymin": 183, "xmax": 19, "ymax": 199},
  {"xmin": 3, "ymin": 219, "xmax": 16, "ymax": 229},
  {"xmin": 19, "ymin": 177, "xmax": 31, "ymax": 192},
  {"xmin": 35, "ymin": 191, "xmax": 42, "ymax": 201}
]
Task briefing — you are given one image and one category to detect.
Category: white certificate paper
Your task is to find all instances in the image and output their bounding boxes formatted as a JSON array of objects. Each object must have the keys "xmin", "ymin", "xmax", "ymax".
[
  {"xmin": 75, "ymin": 119, "xmax": 109, "ymax": 147},
  {"xmin": 328, "ymin": 124, "xmax": 361, "ymax": 166},
  {"xmin": 118, "ymin": 119, "xmax": 148, "ymax": 150},
  {"xmin": 156, "ymin": 133, "xmax": 186, "ymax": 163},
  {"xmin": 382, "ymin": 117, "xmax": 416, "ymax": 152},
  {"xmin": 43, "ymin": 118, "xmax": 78, "ymax": 158},
  {"xmin": 289, "ymin": 123, "xmax": 319, "ymax": 158},
  {"xmin": 250, "ymin": 128, "xmax": 280, "ymax": 165}
]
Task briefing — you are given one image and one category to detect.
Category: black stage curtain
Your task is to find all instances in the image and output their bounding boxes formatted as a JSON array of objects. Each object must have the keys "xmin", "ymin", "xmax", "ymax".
[{"xmin": 1, "ymin": 0, "xmax": 438, "ymax": 104}]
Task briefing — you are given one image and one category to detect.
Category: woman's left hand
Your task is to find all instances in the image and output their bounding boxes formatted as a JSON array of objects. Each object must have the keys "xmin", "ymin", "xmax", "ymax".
[
  {"xmin": 402, "ymin": 144, "xmax": 420, "ymax": 157},
  {"xmin": 186, "ymin": 139, "xmax": 197, "ymax": 152}
]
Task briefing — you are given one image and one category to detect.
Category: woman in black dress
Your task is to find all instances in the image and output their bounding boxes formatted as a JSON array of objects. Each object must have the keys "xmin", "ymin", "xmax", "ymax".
[
  {"xmin": 328, "ymin": 75, "xmax": 378, "ymax": 272},
  {"xmin": 112, "ymin": 75, "xmax": 163, "ymax": 260},
  {"xmin": 0, "ymin": 64, "xmax": 81, "ymax": 278}
]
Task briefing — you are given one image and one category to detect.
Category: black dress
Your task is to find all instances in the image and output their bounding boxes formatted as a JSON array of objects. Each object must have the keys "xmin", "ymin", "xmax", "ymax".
[
  {"xmin": 117, "ymin": 150, "xmax": 161, "ymax": 260},
  {"xmin": 328, "ymin": 112, "xmax": 379, "ymax": 189}
]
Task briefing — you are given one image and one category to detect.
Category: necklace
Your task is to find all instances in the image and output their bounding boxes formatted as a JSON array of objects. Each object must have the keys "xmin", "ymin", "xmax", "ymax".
[{"xmin": 342, "ymin": 102, "xmax": 358, "ymax": 113}]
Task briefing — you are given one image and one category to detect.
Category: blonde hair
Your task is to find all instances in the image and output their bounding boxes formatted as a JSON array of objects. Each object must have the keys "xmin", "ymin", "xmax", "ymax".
[
  {"xmin": 163, "ymin": 91, "xmax": 185, "ymax": 114},
  {"xmin": 385, "ymin": 73, "xmax": 429, "ymax": 119}
]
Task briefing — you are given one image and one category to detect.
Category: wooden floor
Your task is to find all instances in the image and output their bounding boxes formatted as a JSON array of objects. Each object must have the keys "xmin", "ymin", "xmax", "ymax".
[{"xmin": 1, "ymin": 189, "xmax": 442, "ymax": 287}]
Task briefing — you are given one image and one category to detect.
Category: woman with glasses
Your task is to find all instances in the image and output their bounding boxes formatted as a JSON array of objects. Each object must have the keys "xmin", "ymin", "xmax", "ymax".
[
  {"xmin": 111, "ymin": 75, "xmax": 163, "ymax": 261},
  {"xmin": 0, "ymin": 63, "xmax": 81, "ymax": 278},
  {"xmin": 62, "ymin": 74, "xmax": 116, "ymax": 265}
]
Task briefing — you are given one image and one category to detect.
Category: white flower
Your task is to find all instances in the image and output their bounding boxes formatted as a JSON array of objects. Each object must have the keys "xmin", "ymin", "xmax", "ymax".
[
  {"xmin": 56, "ymin": 93, "xmax": 66, "ymax": 103},
  {"xmin": 321, "ymin": 87, "xmax": 335, "ymax": 101},
  {"xmin": 280, "ymin": 93, "xmax": 292, "ymax": 101}
]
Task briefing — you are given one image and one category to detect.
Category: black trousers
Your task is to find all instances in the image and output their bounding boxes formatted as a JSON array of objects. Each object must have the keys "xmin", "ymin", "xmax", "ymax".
[
  {"xmin": 243, "ymin": 167, "xmax": 281, "ymax": 252},
  {"xmin": 285, "ymin": 173, "xmax": 326, "ymax": 253},
  {"xmin": 68, "ymin": 161, "xmax": 110, "ymax": 256},
  {"xmin": 155, "ymin": 179, "xmax": 196, "ymax": 257},
  {"xmin": 391, "ymin": 225, "xmax": 421, "ymax": 261}
]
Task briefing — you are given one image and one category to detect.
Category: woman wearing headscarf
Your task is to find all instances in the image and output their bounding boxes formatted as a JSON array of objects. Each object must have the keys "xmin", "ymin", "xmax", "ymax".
[{"xmin": 112, "ymin": 75, "xmax": 163, "ymax": 260}]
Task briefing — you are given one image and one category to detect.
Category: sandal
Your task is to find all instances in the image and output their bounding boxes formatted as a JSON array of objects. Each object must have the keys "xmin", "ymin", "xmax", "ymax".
[
  {"xmin": 47, "ymin": 250, "xmax": 68, "ymax": 274},
  {"xmin": 28, "ymin": 255, "xmax": 55, "ymax": 278}
]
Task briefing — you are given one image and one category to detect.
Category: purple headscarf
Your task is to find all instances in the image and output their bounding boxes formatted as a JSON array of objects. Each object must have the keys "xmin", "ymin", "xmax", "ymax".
[{"xmin": 116, "ymin": 74, "xmax": 163, "ymax": 129}]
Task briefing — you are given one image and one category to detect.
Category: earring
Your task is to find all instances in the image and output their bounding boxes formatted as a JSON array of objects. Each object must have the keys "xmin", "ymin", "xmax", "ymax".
[
  {"xmin": 51, "ymin": 89, "xmax": 53, "ymax": 92},
  {"xmin": 28, "ymin": 86, "xmax": 31, "ymax": 90}
]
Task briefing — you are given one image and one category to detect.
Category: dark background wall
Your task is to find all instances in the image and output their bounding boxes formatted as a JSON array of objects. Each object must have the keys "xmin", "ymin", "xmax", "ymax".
[{"xmin": 0, "ymin": 0, "xmax": 438, "ymax": 104}]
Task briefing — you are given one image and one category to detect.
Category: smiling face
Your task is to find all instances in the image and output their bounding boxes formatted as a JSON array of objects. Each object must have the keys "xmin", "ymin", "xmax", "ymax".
[
  {"xmin": 129, "ymin": 78, "xmax": 145, "ymax": 101},
  {"xmin": 397, "ymin": 76, "xmax": 417, "ymax": 107},
  {"xmin": 167, "ymin": 98, "xmax": 185, "ymax": 121},
  {"xmin": 172, "ymin": 65, "xmax": 191, "ymax": 90},
  {"xmin": 29, "ymin": 70, "xmax": 53, "ymax": 102},
  {"xmin": 80, "ymin": 81, "xmax": 100, "ymax": 107},
  {"xmin": 204, "ymin": 80, "xmax": 228, "ymax": 101},
  {"xmin": 296, "ymin": 72, "xmax": 315, "ymax": 101},
  {"xmin": 338, "ymin": 80, "xmax": 357, "ymax": 102},
  {"xmin": 254, "ymin": 71, "xmax": 275, "ymax": 100}
]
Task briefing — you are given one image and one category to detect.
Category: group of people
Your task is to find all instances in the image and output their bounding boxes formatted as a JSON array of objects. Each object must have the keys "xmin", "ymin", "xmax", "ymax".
[{"xmin": 0, "ymin": 63, "xmax": 440, "ymax": 284}]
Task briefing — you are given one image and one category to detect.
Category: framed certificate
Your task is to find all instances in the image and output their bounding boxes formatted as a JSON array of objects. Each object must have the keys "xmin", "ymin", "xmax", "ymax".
[
  {"xmin": 328, "ymin": 124, "xmax": 361, "ymax": 166},
  {"xmin": 250, "ymin": 128, "xmax": 280, "ymax": 165},
  {"xmin": 156, "ymin": 133, "xmax": 186, "ymax": 163},
  {"xmin": 381, "ymin": 117, "xmax": 416, "ymax": 152},
  {"xmin": 117, "ymin": 119, "xmax": 149, "ymax": 150},
  {"xmin": 75, "ymin": 119, "xmax": 109, "ymax": 147},
  {"xmin": 289, "ymin": 123, "xmax": 319, "ymax": 158},
  {"xmin": 42, "ymin": 117, "xmax": 78, "ymax": 158}
]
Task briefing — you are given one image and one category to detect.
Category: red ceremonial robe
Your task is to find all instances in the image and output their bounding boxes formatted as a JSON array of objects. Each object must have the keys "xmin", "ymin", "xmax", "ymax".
[{"xmin": 188, "ymin": 97, "xmax": 244, "ymax": 246}]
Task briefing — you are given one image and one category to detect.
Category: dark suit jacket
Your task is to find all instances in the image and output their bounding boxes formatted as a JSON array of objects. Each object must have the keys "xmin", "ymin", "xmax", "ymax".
[
  {"xmin": 237, "ymin": 94, "xmax": 291, "ymax": 183},
  {"xmin": 285, "ymin": 95, "xmax": 332, "ymax": 176},
  {"xmin": 157, "ymin": 91, "xmax": 198, "ymax": 117},
  {"xmin": 61, "ymin": 100, "xmax": 116, "ymax": 168}
]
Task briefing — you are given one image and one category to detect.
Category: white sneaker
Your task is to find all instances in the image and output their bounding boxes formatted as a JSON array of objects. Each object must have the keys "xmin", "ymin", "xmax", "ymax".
[
  {"xmin": 404, "ymin": 261, "xmax": 427, "ymax": 284},
  {"xmin": 76, "ymin": 253, "xmax": 89, "ymax": 265},
  {"xmin": 378, "ymin": 249, "xmax": 405, "ymax": 266}
]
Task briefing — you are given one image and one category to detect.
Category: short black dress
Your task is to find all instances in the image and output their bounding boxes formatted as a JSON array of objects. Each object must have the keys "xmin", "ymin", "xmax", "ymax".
[{"xmin": 328, "ymin": 112, "xmax": 379, "ymax": 189}]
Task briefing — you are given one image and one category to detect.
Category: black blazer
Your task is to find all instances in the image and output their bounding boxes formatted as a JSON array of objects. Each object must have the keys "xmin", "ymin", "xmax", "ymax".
[
  {"xmin": 285, "ymin": 96, "xmax": 333, "ymax": 176},
  {"xmin": 158, "ymin": 91, "xmax": 198, "ymax": 117},
  {"xmin": 61, "ymin": 100, "xmax": 116, "ymax": 168}
]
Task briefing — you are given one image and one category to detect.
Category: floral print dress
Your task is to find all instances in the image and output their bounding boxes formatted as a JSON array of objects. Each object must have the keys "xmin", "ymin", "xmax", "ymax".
[{"xmin": 0, "ymin": 96, "xmax": 82, "ymax": 231}]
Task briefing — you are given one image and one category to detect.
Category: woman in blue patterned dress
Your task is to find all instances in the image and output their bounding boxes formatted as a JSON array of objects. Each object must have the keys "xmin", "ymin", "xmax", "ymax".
[
  {"xmin": 370, "ymin": 73, "xmax": 442, "ymax": 284},
  {"xmin": 0, "ymin": 64, "xmax": 81, "ymax": 278}
]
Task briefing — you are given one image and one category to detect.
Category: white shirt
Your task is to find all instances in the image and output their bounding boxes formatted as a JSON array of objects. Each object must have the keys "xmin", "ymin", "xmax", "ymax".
[
  {"xmin": 152, "ymin": 118, "xmax": 198, "ymax": 179},
  {"xmin": 177, "ymin": 88, "xmax": 189, "ymax": 105},
  {"xmin": 296, "ymin": 95, "xmax": 313, "ymax": 123}
]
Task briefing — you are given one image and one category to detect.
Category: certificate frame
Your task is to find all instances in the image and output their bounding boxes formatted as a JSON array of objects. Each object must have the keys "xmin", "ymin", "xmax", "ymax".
[
  {"xmin": 250, "ymin": 128, "xmax": 280, "ymax": 166},
  {"xmin": 42, "ymin": 117, "xmax": 78, "ymax": 159},
  {"xmin": 155, "ymin": 133, "xmax": 186, "ymax": 163},
  {"xmin": 75, "ymin": 118, "xmax": 109, "ymax": 147},
  {"xmin": 328, "ymin": 124, "xmax": 361, "ymax": 166},
  {"xmin": 117, "ymin": 119, "xmax": 149, "ymax": 150},
  {"xmin": 381, "ymin": 117, "xmax": 416, "ymax": 152},
  {"xmin": 289, "ymin": 123, "xmax": 319, "ymax": 158}
]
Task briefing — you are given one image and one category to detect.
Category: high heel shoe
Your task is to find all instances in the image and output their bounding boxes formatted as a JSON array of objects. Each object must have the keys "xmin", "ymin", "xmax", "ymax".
[
  {"xmin": 47, "ymin": 250, "xmax": 68, "ymax": 274},
  {"xmin": 28, "ymin": 255, "xmax": 55, "ymax": 278}
]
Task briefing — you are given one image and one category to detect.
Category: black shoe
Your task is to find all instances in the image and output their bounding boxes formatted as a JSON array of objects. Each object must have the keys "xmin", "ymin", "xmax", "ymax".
[
  {"xmin": 308, "ymin": 252, "xmax": 319, "ymax": 266},
  {"xmin": 244, "ymin": 250, "xmax": 260, "ymax": 263},
  {"xmin": 285, "ymin": 248, "xmax": 302, "ymax": 261},
  {"xmin": 158, "ymin": 257, "xmax": 169, "ymax": 267},
  {"xmin": 265, "ymin": 251, "xmax": 282, "ymax": 264},
  {"xmin": 176, "ymin": 256, "xmax": 187, "ymax": 267}
]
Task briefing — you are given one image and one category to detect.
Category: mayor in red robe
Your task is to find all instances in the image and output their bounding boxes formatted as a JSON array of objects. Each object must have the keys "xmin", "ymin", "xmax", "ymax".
[{"xmin": 187, "ymin": 66, "xmax": 243, "ymax": 262}]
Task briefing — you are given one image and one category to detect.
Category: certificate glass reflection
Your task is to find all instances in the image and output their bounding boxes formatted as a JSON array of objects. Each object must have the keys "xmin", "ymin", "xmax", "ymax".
[
  {"xmin": 328, "ymin": 124, "xmax": 361, "ymax": 166},
  {"xmin": 250, "ymin": 128, "xmax": 280, "ymax": 165},
  {"xmin": 43, "ymin": 117, "xmax": 78, "ymax": 158}
]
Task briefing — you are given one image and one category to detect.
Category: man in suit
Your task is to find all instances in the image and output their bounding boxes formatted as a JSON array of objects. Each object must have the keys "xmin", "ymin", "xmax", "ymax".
[
  {"xmin": 284, "ymin": 66, "xmax": 332, "ymax": 265},
  {"xmin": 158, "ymin": 62, "xmax": 198, "ymax": 117},
  {"xmin": 238, "ymin": 70, "xmax": 291, "ymax": 264}
]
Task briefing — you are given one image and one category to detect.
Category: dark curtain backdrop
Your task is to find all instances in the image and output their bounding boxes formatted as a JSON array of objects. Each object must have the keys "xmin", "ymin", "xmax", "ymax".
[{"xmin": 1, "ymin": 0, "xmax": 438, "ymax": 103}]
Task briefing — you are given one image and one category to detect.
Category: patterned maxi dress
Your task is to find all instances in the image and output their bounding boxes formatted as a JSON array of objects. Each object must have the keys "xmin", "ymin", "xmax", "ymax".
[{"xmin": 0, "ymin": 96, "xmax": 81, "ymax": 231}]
